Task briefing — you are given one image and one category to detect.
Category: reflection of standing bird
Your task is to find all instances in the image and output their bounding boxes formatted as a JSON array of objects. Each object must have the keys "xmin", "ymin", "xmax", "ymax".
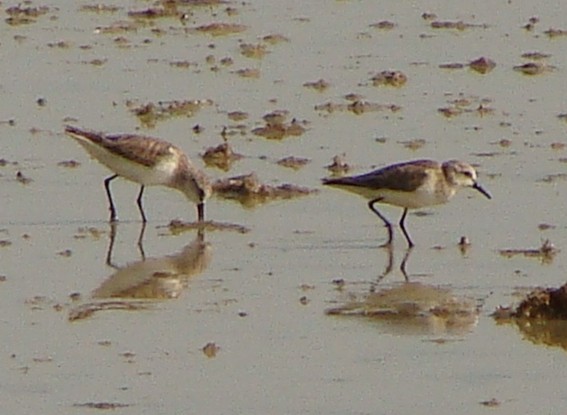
[
  {"xmin": 64, "ymin": 125, "xmax": 212, "ymax": 223},
  {"xmin": 92, "ymin": 233, "xmax": 212, "ymax": 299},
  {"xmin": 323, "ymin": 159, "xmax": 491, "ymax": 248}
]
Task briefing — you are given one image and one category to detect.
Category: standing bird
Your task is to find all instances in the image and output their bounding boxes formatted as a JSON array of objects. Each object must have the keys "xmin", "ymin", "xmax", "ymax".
[
  {"xmin": 322, "ymin": 159, "xmax": 491, "ymax": 248},
  {"xmin": 64, "ymin": 125, "xmax": 212, "ymax": 223}
]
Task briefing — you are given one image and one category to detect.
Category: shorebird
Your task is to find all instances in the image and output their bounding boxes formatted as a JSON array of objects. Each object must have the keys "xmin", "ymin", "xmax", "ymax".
[
  {"xmin": 64, "ymin": 125, "xmax": 212, "ymax": 223},
  {"xmin": 322, "ymin": 159, "xmax": 491, "ymax": 248}
]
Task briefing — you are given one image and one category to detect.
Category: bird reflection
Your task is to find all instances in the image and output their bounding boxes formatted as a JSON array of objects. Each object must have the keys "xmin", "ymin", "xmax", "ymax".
[
  {"xmin": 371, "ymin": 247, "xmax": 412, "ymax": 289},
  {"xmin": 327, "ymin": 281, "xmax": 480, "ymax": 336},
  {"xmin": 106, "ymin": 222, "xmax": 147, "ymax": 265},
  {"xmin": 93, "ymin": 226, "xmax": 212, "ymax": 300}
]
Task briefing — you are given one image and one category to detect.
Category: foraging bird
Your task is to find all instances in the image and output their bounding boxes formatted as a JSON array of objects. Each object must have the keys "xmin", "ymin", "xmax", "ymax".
[
  {"xmin": 322, "ymin": 159, "xmax": 491, "ymax": 247},
  {"xmin": 64, "ymin": 125, "xmax": 212, "ymax": 223}
]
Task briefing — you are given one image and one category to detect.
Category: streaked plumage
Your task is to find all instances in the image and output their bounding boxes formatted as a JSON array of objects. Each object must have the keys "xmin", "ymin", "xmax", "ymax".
[
  {"xmin": 64, "ymin": 125, "xmax": 211, "ymax": 222},
  {"xmin": 323, "ymin": 159, "xmax": 491, "ymax": 247}
]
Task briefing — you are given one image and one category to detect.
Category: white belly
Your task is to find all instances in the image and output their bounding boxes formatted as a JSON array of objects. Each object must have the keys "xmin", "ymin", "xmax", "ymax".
[{"xmin": 76, "ymin": 139, "xmax": 178, "ymax": 186}]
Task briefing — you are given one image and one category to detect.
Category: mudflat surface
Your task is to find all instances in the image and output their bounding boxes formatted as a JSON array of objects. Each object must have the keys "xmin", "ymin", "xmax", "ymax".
[{"xmin": 2, "ymin": 1, "xmax": 567, "ymax": 413}]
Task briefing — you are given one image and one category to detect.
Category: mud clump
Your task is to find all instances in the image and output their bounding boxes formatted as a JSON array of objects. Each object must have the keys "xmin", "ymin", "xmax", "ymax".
[
  {"xmin": 499, "ymin": 239, "xmax": 558, "ymax": 264},
  {"xmin": 325, "ymin": 154, "xmax": 351, "ymax": 175},
  {"xmin": 252, "ymin": 110, "xmax": 307, "ymax": 140},
  {"xmin": 213, "ymin": 172, "xmax": 317, "ymax": 207},
  {"xmin": 127, "ymin": 99, "xmax": 213, "ymax": 128},
  {"xmin": 513, "ymin": 62, "xmax": 554, "ymax": 75},
  {"xmin": 5, "ymin": 5, "xmax": 49, "ymax": 26},
  {"xmin": 201, "ymin": 142, "xmax": 243, "ymax": 171},
  {"xmin": 303, "ymin": 79, "xmax": 330, "ymax": 92},
  {"xmin": 438, "ymin": 95, "xmax": 494, "ymax": 118},
  {"xmin": 202, "ymin": 342, "xmax": 220, "ymax": 358},
  {"xmin": 469, "ymin": 57, "xmax": 496, "ymax": 74},
  {"xmin": 276, "ymin": 156, "xmax": 311, "ymax": 170},
  {"xmin": 493, "ymin": 283, "xmax": 567, "ymax": 351},
  {"xmin": 513, "ymin": 285, "xmax": 567, "ymax": 320},
  {"xmin": 193, "ymin": 22, "xmax": 247, "ymax": 36},
  {"xmin": 371, "ymin": 70, "xmax": 407, "ymax": 87},
  {"xmin": 315, "ymin": 95, "xmax": 401, "ymax": 115},
  {"xmin": 165, "ymin": 220, "xmax": 250, "ymax": 235}
]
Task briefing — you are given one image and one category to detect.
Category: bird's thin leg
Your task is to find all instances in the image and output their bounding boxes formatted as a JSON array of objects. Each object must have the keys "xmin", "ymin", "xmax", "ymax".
[
  {"xmin": 368, "ymin": 198, "xmax": 393, "ymax": 247},
  {"xmin": 136, "ymin": 185, "xmax": 147, "ymax": 223},
  {"xmin": 137, "ymin": 222, "xmax": 147, "ymax": 260},
  {"xmin": 197, "ymin": 202, "xmax": 205, "ymax": 222},
  {"xmin": 398, "ymin": 208, "xmax": 415, "ymax": 249},
  {"xmin": 104, "ymin": 174, "xmax": 119, "ymax": 223}
]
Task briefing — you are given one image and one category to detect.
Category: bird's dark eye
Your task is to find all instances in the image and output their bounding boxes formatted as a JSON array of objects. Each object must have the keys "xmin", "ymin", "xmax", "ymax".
[{"xmin": 463, "ymin": 171, "xmax": 473, "ymax": 178}]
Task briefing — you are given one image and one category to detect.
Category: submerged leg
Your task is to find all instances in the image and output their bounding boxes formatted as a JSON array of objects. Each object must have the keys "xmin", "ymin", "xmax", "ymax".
[
  {"xmin": 105, "ymin": 222, "xmax": 118, "ymax": 268},
  {"xmin": 368, "ymin": 198, "xmax": 393, "ymax": 247},
  {"xmin": 398, "ymin": 208, "xmax": 415, "ymax": 248},
  {"xmin": 104, "ymin": 174, "xmax": 119, "ymax": 222},
  {"xmin": 197, "ymin": 202, "xmax": 205, "ymax": 222},
  {"xmin": 136, "ymin": 186, "xmax": 147, "ymax": 223},
  {"xmin": 399, "ymin": 248, "xmax": 412, "ymax": 281}
]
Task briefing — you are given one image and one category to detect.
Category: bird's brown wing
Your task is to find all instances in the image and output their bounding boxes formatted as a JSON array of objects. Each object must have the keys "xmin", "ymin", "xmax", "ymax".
[
  {"xmin": 101, "ymin": 134, "xmax": 175, "ymax": 167},
  {"xmin": 323, "ymin": 160, "xmax": 438, "ymax": 192}
]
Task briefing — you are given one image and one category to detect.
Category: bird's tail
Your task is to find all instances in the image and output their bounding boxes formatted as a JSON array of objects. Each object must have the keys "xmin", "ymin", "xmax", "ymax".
[{"xmin": 64, "ymin": 125, "xmax": 104, "ymax": 144}]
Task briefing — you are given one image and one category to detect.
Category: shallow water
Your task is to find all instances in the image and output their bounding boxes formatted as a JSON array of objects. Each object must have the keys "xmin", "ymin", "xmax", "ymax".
[{"xmin": 2, "ymin": 0, "xmax": 567, "ymax": 413}]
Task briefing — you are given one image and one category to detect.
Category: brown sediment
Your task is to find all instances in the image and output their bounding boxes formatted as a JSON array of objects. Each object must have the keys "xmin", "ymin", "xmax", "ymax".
[
  {"xmin": 202, "ymin": 342, "xmax": 220, "ymax": 358},
  {"xmin": 262, "ymin": 34, "xmax": 290, "ymax": 44},
  {"xmin": 80, "ymin": 4, "xmax": 121, "ymax": 13},
  {"xmin": 538, "ymin": 173, "xmax": 567, "ymax": 183},
  {"xmin": 201, "ymin": 142, "xmax": 243, "ymax": 171},
  {"xmin": 5, "ymin": 5, "xmax": 49, "ymax": 26},
  {"xmin": 430, "ymin": 20, "xmax": 488, "ymax": 30},
  {"xmin": 73, "ymin": 403, "xmax": 131, "ymax": 409},
  {"xmin": 371, "ymin": 70, "xmax": 407, "ymax": 87},
  {"xmin": 468, "ymin": 57, "xmax": 496, "ymax": 74},
  {"xmin": 325, "ymin": 154, "xmax": 351, "ymax": 175},
  {"xmin": 439, "ymin": 63, "xmax": 465, "ymax": 70},
  {"xmin": 192, "ymin": 22, "xmax": 247, "ymax": 36},
  {"xmin": 513, "ymin": 62, "xmax": 553, "ymax": 75},
  {"xmin": 276, "ymin": 156, "xmax": 311, "ymax": 170},
  {"xmin": 233, "ymin": 68, "xmax": 260, "ymax": 78},
  {"xmin": 240, "ymin": 43, "xmax": 269, "ymax": 59},
  {"xmin": 303, "ymin": 79, "xmax": 330, "ymax": 92},
  {"xmin": 127, "ymin": 99, "xmax": 213, "ymax": 128},
  {"xmin": 315, "ymin": 99, "xmax": 401, "ymax": 115},
  {"xmin": 544, "ymin": 28, "xmax": 567, "ymax": 38},
  {"xmin": 252, "ymin": 112, "xmax": 307, "ymax": 140},
  {"xmin": 369, "ymin": 21, "xmax": 396, "ymax": 30},
  {"xmin": 73, "ymin": 227, "xmax": 106, "ymax": 240},
  {"xmin": 399, "ymin": 138, "xmax": 426, "ymax": 150},
  {"xmin": 212, "ymin": 172, "xmax": 317, "ymax": 207},
  {"xmin": 57, "ymin": 160, "xmax": 81, "ymax": 169},
  {"xmin": 438, "ymin": 95, "xmax": 494, "ymax": 118},
  {"xmin": 164, "ymin": 220, "xmax": 250, "ymax": 235},
  {"xmin": 227, "ymin": 111, "xmax": 249, "ymax": 121},
  {"xmin": 521, "ymin": 51, "xmax": 551, "ymax": 60},
  {"xmin": 492, "ymin": 283, "xmax": 567, "ymax": 350},
  {"xmin": 498, "ymin": 240, "xmax": 558, "ymax": 264}
]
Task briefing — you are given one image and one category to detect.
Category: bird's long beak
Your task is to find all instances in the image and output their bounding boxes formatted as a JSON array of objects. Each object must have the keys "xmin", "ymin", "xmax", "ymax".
[{"xmin": 473, "ymin": 182, "xmax": 492, "ymax": 199}]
